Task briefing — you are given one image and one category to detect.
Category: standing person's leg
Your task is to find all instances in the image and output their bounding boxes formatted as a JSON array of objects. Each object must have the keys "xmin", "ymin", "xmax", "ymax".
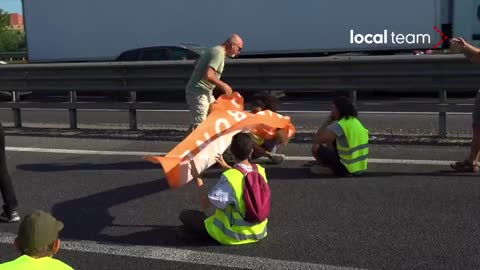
[
  {"xmin": 311, "ymin": 144, "xmax": 349, "ymax": 176},
  {"xmin": 0, "ymin": 123, "xmax": 19, "ymax": 222},
  {"xmin": 451, "ymin": 90, "xmax": 480, "ymax": 172},
  {"xmin": 186, "ymin": 92, "xmax": 211, "ymax": 133}
]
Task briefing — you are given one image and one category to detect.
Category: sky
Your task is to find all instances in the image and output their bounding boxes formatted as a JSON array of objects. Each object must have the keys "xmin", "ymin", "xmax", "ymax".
[{"xmin": 0, "ymin": 0, "xmax": 22, "ymax": 14}]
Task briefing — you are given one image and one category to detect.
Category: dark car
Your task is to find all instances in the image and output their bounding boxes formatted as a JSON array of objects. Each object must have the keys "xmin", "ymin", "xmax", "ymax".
[
  {"xmin": 113, "ymin": 45, "xmax": 206, "ymax": 100},
  {"xmin": 115, "ymin": 45, "xmax": 205, "ymax": 61}
]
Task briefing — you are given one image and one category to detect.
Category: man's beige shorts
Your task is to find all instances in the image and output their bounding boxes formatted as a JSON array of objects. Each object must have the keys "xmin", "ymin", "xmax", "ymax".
[{"xmin": 186, "ymin": 92, "xmax": 215, "ymax": 126}]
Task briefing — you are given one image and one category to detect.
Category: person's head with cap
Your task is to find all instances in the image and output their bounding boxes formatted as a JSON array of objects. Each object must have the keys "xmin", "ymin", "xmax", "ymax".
[{"xmin": 14, "ymin": 210, "xmax": 64, "ymax": 258}]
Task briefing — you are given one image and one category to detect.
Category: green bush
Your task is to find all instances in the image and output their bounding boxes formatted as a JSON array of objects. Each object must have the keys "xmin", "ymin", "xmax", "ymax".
[{"xmin": 0, "ymin": 9, "xmax": 26, "ymax": 52}]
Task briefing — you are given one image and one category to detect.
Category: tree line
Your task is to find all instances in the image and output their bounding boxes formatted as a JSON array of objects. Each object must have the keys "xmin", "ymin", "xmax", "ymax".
[{"xmin": 0, "ymin": 8, "xmax": 26, "ymax": 52}]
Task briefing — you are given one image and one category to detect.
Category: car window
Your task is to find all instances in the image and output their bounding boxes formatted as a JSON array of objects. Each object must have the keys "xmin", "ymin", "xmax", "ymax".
[
  {"xmin": 140, "ymin": 49, "xmax": 169, "ymax": 61},
  {"xmin": 117, "ymin": 50, "xmax": 139, "ymax": 61},
  {"xmin": 168, "ymin": 48, "xmax": 191, "ymax": 60},
  {"xmin": 185, "ymin": 50, "xmax": 200, "ymax": 59}
]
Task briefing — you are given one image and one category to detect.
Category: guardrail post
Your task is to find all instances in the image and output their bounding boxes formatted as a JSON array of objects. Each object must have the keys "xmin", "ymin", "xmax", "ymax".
[
  {"xmin": 439, "ymin": 89, "xmax": 447, "ymax": 138},
  {"xmin": 69, "ymin": 90, "xmax": 77, "ymax": 129},
  {"xmin": 123, "ymin": 67, "xmax": 137, "ymax": 131},
  {"xmin": 12, "ymin": 90, "xmax": 21, "ymax": 128},
  {"xmin": 129, "ymin": 90, "xmax": 137, "ymax": 130}
]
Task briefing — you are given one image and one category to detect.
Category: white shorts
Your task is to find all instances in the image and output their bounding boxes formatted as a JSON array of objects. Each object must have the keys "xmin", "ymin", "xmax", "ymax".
[{"xmin": 185, "ymin": 91, "xmax": 215, "ymax": 126}]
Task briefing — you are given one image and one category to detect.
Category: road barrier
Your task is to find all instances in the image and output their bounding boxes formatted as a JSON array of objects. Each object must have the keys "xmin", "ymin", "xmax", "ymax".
[{"xmin": 0, "ymin": 54, "xmax": 478, "ymax": 137}]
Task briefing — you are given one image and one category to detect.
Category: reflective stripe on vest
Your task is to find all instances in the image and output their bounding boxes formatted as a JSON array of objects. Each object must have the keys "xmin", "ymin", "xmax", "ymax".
[
  {"xmin": 213, "ymin": 218, "xmax": 267, "ymax": 241},
  {"xmin": 204, "ymin": 165, "xmax": 269, "ymax": 245},
  {"xmin": 336, "ymin": 117, "xmax": 369, "ymax": 173}
]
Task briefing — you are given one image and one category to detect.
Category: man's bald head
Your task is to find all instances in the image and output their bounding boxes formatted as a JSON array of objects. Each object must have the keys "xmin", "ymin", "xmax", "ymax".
[
  {"xmin": 224, "ymin": 34, "xmax": 244, "ymax": 58},
  {"xmin": 226, "ymin": 34, "xmax": 244, "ymax": 48}
]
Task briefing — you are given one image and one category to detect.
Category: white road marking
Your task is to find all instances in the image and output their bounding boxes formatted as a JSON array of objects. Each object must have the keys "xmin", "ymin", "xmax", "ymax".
[
  {"xmin": 5, "ymin": 147, "xmax": 455, "ymax": 165},
  {"xmin": 5, "ymin": 147, "xmax": 166, "ymax": 156},
  {"xmin": 0, "ymin": 232, "xmax": 366, "ymax": 270}
]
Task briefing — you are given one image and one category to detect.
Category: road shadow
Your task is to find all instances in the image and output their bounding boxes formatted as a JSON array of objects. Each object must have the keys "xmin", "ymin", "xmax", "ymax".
[
  {"xmin": 202, "ymin": 166, "xmax": 480, "ymax": 180},
  {"xmin": 51, "ymin": 177, "xmax": 218, "ymax": 247},
  {"xmin": 17, "ymin": 161, "xmax": 159, "ymax": 172}
]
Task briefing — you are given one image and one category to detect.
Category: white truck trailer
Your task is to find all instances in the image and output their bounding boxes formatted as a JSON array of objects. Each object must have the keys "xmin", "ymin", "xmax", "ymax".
[{"xmin": 21, "ymin": 0, "xmax": 479, "ymax": 62}]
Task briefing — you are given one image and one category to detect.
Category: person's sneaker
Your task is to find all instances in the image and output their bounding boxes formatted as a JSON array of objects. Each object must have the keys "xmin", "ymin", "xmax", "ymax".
[
  {"xmin": 309, "ymin": 164, "xmax": 332, "ymax": 175},
  {"xmin": 1, "ymin": 210, "xmax": 20, "ymax": 223},
  {"xmin": 269, "ymin": 154, "xmax": 285, "ymax": 164},
  {"xmin": 450, "ymin": 160, "xmax": 479, "ymax": 172}
]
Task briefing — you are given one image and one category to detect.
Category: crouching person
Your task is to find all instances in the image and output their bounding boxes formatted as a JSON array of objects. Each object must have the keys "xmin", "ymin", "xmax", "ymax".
[
  {"xmin": 250, "ymin": 95, "xmax": 289, "ymax": 164},
  {"xmin": 311, "ymin": 96, "xmax": 369, "ymax": 176},
  {"xmin": 0, "ymin": 210, "xmax": 73, "ymax": 270},
  {"xmin": 179, "ymin": 132, "xmax": 270, "ymax": 245}
]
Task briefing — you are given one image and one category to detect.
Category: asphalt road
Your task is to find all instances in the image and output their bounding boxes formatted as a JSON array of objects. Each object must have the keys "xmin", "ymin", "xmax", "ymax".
[{"xmin": 0, "ymin": 136, "xmax": 478, "ymax": 269}]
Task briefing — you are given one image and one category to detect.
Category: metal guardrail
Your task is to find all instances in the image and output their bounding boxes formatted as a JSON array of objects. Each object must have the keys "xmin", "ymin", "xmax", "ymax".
[
  {"xmin": 0, "ymin": 52, "xmax": 28, "ymax": 62},
  {"xmin": 0, "ymin": 54, "xmax": 479, "ymax": 137}
]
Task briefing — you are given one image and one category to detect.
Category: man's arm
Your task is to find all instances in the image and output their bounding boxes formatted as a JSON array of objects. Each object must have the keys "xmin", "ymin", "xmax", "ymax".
[
  {"xmin": 202, "ymin": 48, "xmax": 232, "ymax": 96},
  {"xmin": 196, "ymin": 178, "xmax": 213, "ymax": 212},
  {"xmin": 452, "ymin": 38, "xmax": 480, "ymax": 63},
  {"xmin": 313, "ymin": 117, "xmax": 336, "ymax": 144},
  {"xmin": 190, "ymin": 161, "xmax": 213, "ymax": 211},
  {"xmin": 204, "ymin": 67, "xmax": 232, "ymax": 96}
]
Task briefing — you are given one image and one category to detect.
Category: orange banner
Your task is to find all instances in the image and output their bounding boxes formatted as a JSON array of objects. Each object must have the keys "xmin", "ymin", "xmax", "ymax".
[{"xmin": 145, "ymin": 92, "xmax": 296, "ymax": 188}]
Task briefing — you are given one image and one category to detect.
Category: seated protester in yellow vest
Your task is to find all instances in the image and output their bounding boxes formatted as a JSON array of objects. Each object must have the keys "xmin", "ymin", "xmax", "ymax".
[
  {"xmin": 310, "ymin": 96, "xmax": 369, "ymax": 176},
  {"xmin": 0, "ymin": 210, "xmax": 73, "ymax": 270},
  {"xmin": 249, "ymin": 95, "xmax": 289, "ymax": 164},
  {"xmin": 179, "ymin": 132, "xmax": 269, "ymax": 245}
]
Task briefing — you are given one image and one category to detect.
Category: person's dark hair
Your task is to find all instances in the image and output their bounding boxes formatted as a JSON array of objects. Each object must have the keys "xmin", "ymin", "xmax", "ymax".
[
  {"xmin": 333, "ymin": 96, "xmax": 358, "ymax": 119},
  {"xmin": 230, "ymin": 133, "xmax": 254, "ymax": 161},
  {"xmin": 251, "ymin": 98, "xmax": 265, "ymax": 110},
  {"xmin": 20, "ymin": 240, "xmax": 56, "ymax": 257},
  {"xmin": 252, "ymin": 94, "xmax": 279, "ymax": 112}
]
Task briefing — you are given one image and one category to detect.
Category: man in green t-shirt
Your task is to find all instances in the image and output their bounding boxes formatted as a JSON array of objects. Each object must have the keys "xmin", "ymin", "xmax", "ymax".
[
  {"xmin": 0, "ymin": 210, "xmax": 73, "ymax": 270},
  {"xmin": 185, "ymin": 34, "xmax": 244, "ymax": 131}
]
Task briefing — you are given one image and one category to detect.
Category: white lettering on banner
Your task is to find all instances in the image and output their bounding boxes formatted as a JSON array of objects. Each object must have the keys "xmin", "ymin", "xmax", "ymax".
[
  {"xmin": 215, "ymin": 118, "xmax": 231, "ymax": 134},
  {"xmin": 215, "ymin": 118, "xmax": 232, "ymax": 152},
  {"xmin": 227, "ymin": 110, "xmax": 247, "ymax": 122}
]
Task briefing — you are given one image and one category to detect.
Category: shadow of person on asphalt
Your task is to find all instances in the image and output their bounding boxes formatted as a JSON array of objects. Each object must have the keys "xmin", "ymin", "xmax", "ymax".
[
  {"xmin": 203, "ymin": 166, "xmax": 480, "ymax": 180},
  {"xmin": 51, "ymin": 177, "xmax": 219, "ymax": 247},
  {"xmin": 17, "ymin": 161, "xmax": 159, "ymax": 172}
]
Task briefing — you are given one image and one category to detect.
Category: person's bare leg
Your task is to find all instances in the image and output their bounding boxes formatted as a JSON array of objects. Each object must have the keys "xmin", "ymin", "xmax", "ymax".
[{"xmin": 469, "ymin": 124, "xmax": 480, "ymax": 165}]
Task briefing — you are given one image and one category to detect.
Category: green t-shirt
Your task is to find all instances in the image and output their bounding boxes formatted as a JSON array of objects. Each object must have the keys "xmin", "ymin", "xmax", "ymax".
[
  {"xmin": 185, "ymin": 45, "xmax": 225, "ymax": 94},
  {"xmin": 0, "ymin": 255, "xmax": 73, "ymax": 270}
]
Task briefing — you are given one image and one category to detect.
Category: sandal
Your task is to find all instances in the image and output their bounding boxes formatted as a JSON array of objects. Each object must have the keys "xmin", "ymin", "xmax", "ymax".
[{"xmin": 450, "ymin": 160, "xmax": 479, "ymax": 172}]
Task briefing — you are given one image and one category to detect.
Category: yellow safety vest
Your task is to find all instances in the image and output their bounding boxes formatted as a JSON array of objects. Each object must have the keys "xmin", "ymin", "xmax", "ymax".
[
  {"xmin": 0, "ymin": 255, "xmax": 73, "ymax": 270},
  {"xmin": 336, "ymin": 117, "xmax": 369, "ymax": 174},
  {"xmin": 204, "ymin": 165, "xmax": 268, "ymax": 245}
]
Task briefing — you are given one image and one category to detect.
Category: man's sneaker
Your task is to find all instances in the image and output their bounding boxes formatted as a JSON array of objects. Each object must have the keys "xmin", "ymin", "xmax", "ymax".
[
  {"xmin": 269, "ymin": 154, "xmax": 285, "ymax": 164},
  {"xmin": 310, "ymin": 165, "xmax": 332, "ymax": 175},
  {"xmin": 1, "ymin": 210, "xmax": 20, "ymax": 223}
]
